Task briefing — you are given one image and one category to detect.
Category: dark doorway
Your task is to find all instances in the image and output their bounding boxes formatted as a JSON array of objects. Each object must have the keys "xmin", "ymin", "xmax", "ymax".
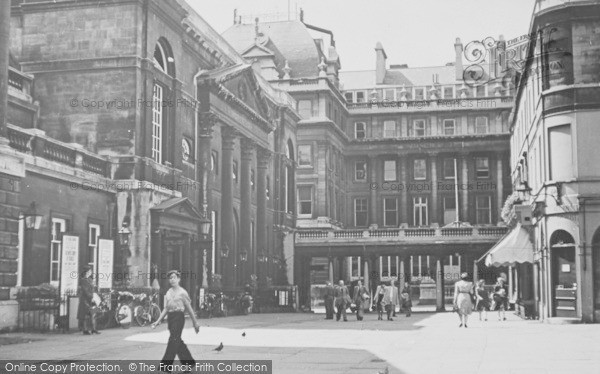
[{"xmin": 550, "ymin": 230, "xmax": 577, "ymax": 318}]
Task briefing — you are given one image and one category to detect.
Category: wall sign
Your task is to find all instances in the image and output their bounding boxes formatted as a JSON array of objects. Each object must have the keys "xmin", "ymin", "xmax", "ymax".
[
  {"xmin": 61, "ymin": 235, "xmax": 80, "ymax": 295},
  {"xmin": 98, "ymin": 239, "xmax": 114, "ymax": 289}
]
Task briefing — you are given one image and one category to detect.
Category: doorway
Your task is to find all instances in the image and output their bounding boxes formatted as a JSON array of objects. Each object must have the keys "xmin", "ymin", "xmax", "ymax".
[{"xmin": 550, "ymin": 230, "xmax": 577, "ymax": 318}]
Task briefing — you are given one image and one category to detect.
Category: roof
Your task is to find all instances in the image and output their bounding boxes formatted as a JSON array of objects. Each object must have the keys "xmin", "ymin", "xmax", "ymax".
[
  {"xmin": 340, "ymin": 65, "xmax": 461, "ymax": 90},
  {"xmin": 223, "ymin": 20, "xmax": 322, "ymax": 79}
]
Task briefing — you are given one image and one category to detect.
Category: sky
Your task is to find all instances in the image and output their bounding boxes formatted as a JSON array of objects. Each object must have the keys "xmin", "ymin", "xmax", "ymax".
[{"xmin": 190, "ymin": 0, "xmax": 537, "ymax": 72}]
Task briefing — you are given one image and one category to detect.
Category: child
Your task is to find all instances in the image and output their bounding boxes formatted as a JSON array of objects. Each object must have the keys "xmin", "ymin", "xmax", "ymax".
[{"xmin": 400, "ymin": 285, "xmax": 412, "ymax": 317}]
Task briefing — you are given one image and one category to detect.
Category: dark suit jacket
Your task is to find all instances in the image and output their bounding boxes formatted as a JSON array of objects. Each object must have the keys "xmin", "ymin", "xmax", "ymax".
[
  {"xmin": 334, "ymin": 285, "xmax": 349, "ymax": 305},
  {"xmin": 324, "ymin": 285, "xmax": 335, "ymax": 300}
]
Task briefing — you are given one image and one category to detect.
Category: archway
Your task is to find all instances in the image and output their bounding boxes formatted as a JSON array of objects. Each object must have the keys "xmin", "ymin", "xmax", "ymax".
[{"xmin": 549, "ymin": 230, "xmax": 576, "ymax": 317}]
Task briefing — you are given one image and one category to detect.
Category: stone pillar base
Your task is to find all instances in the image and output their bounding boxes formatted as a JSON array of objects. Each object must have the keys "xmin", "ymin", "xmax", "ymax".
[{"xmin": 0, "ymin": 300, "xmax": 19, "ymax": 332}]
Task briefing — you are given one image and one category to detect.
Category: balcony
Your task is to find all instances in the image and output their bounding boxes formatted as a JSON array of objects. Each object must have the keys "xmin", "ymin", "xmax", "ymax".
[{"xmin": 295, "ymin": 226, "xmax": 508, "ymax": 245}]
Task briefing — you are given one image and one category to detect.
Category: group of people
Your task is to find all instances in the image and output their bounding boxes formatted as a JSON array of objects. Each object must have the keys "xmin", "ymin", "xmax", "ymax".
[
  {"xmin": 323, "ymin": 280, "xmax": 412, "ymax": 322},
  {"xmin": 453, "ymin": 273, "xmax": 509, "ymax": 328}
]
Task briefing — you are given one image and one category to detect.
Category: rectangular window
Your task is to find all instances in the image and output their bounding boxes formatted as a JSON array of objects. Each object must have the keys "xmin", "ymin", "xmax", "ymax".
[
  {"xmin": 355, "ymin": 122, "xmax": 366, "ymax": 139},
  {"xmin": 356, "ymin": 91, "xmax": 365, "ymax": 103},
  {"xmin": 383, "ymin": 120, "xmax": 396, "ymax": 138},
  {"xmin": 443, "ymin": 197, "xmax": 457, "ymax": 225},
  {"xmin": 384, "ymin": 198, "xmax": 398, "ymax": 227},
  {"xmin": 297, "ymin": 186, "xmax": 313, "ymax": 218},
  {"xmin": 475, "ymin": 157, "xmax": 490, "ymax": 178},
  {"xmin": 344, "ymin": 92, "xmax": 353, "ymax": 103},
  {"xmin": 355, "ymin": 161, "xmax": 367, "ymax": 181},
  {"xmin": 384, "ymin": 89, "xmax": 395, "ymax": 101},
  {"xmin": 50, "ymin": 218, "xmax": 67, "ymax": 285},
  {"xmin": 413, "ymin": 120, "xmax": 426, "ymax": 136},
  {"xmin": 413, "ymin": 197, "xmax": 428, "ymax": 226},
  {"xmin": 443, "ymin": 87, "xmax": 454, "ymax": 99},
  {"xmin": 548, "ymin": 124, "xmax": 573, "ymax": 181},
  {"xmin": 298, "ymin": 145, "xmax": 312, "ymax": 167},
  {"xmin": 475, "ymin": 116, "xmax": 488, "ymax": 134},
  {"xmin": 475, "ymin": 85, "xmax": 486, "ymax": 97},
  {"xmin": 298, "ymin": 100, "xmax": 312, "ymax": 119},
  {"xmin": 443, "ymin": 158, "xmax": 456, "ymax": 179},
  {"xmin": 476, "ymin": 196, "xmax": 492, "ymax": 224},
  {"xmin": 413, "ymin": 159, "xmax": 426, "ymax": 180},
  {"xmin": 384, "ymin": 160, "xmax": 397, "ymax": 181},
  {"xmin": 443, "ymin": 119, "xmax": 456, "ymax": 135},
  {"xmin": 354, "ymin": 198, "xmax": 368, "ymax": 227},
  {"xmin": 88, "ymin": 224, "xmax": 101, "ymax": 282},
  {"xmin": 152, "ymin": 84, "xmax": 163, "ymax": 164},
  {"xmin": 414, "ymin": 88, "xmax": 425, "ymax": 101}
]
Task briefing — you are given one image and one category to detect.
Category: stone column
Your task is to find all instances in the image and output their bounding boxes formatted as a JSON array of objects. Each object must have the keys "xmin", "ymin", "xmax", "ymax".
[
  {"xmin": 436, "ymin": 256, "xmax": 445, "ymax": 312},
  {"xmin": 496, "ymin": 154, "xmax": 504, "ymax": 224},
  {"xmin": 256, "ymin": 148, "xmax": 271, "ymax": 286},
  {"xmin": 328, "ymin": 257, "xmax": 334, "ymax": 284},
  {"xmin": 399, "ymin": 257, "xmax": 406, "ymax": 292},
  {"xmin": 399, "ymin": 156, "xmax": 408, "ymax": 224},
  {"xmin": 369, "ymin": 155, "xmax": 377, "ymax": 225},
  {"xmin": 221, "ymin": 127, "xmax": 237, "ymax": 287},
  {"xmin": 460, "ymin": 154, "xmax": 469, "ymax": 222},
  {"xmin": 429, "ymin": 152, "xmax": 439, "ymax": 225},
  {"xmin": 473, "ymin": 261, "xmax": 479, "ymax": 284},
  {"xmin": 198, "ymin": 111, "xmax": 216, "ymax": 279},
  {"xmin": 240, "ymin": 138, "xmax": 254, "ymax": 287},
  {"xmin": 363, "ymin": 257, "xmax": 370, "ymax": 292}
]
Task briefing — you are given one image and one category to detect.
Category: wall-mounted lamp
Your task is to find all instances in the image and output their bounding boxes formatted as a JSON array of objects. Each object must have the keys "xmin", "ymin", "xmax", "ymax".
[
  {"xmin": 240, "ymin": 249, "xmax": 248, "ymax": 262},
  {"xmin": 220, "ymin": 244, "xmax": 230, "ymax": 258},
  {"xmin": 22, "ymin": 202, "xmax": 43, "ymax": 230},
  {"xmin": 117, "ymin": 223, "xmax": 131, "ymax": 246}
]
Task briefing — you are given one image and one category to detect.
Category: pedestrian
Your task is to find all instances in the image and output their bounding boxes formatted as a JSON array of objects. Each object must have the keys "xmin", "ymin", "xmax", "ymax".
[
  {"xmin": 353, "ymin": 280, "xmax": 369, "ymax": 321},
  {"xmin": 453, "ymin": 272, "xmax": 474, "ymax": 328},
  {"xmin": 391, "ymin": 281, "xmax": 400, "ymax": 317},
  {"xmin": 77, "ymin": 265, "xmax": 99, "ymax": 335},
  {"xmin": 151, "ymin": 270, "xmax": 200, "ymax": 373},
  {"xmin": 400, "ymin": 284, "xmax": 412, "ymax": 317},
  {"xmin": 493, "ymin": 277, "xmax": 508, "ymax": 321},
  {"xmin": 375, "ymin": 281, "xmax": 386, "ymax": 320},
  {"xmin": 383, "ymin": 281, "xmax": 394, "ymax": 321},
  {"xmin": 334, "ymin": 280, "xmax": 350, "ymax": 322},
  {"xmin": 475, "ymin": 279, "xmax": 491, "ymax": 321},
  {"xmin": 324, "ymin": 281, "xmax": 335, "ymax": 320}
]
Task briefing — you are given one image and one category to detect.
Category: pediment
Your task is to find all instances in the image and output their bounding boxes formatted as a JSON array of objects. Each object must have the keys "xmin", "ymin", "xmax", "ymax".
[{"xmin": 150, "ymin": 197, "xmax": 202, "ymax": 222}]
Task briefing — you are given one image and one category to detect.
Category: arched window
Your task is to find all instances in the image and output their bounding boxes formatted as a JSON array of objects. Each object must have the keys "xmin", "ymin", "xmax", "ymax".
[{"xmin": 153, "ymin": 38, "xmax": 175, "ymax": 77}]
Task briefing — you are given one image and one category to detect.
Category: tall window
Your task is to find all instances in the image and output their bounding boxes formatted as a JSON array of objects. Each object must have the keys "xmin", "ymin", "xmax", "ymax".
[
  {"xmin": 475, "ymin": 157, "xmax": 490, "ymax": 178},
  {"xmin": 476, "ymin": 196, "xmax": 492, "ymax": 224},
  {"xmin": 356, "ymin": 91, "xmax": 365, "ymax": 103},
  {"xmin": 88, "ymin": 224, "xmax": 101, "ymax": 282},
  {"xmin": 413, "ymin": 159, "xmax": 426, "ymax": 180},
  {"xmin": 355, "ymin": 161, "xmax": 367, "ymax": 181},
  {"xmin": 548, "ymin": 124, "xmax": 573, "ymax": 181},
  {"xmin": 443, "ymin": 119, "xmax": 456, "ymax": 135},
  {"xmin": 384, "ymin": 198, "xmax": 398, "ymax": 227},
  {"xmin": 443, "ymin": 158, "xmax": 456, "ymax": 179},
  {"xmin": 384, "ymin": 160, "xmax": 397, "ymax": 181},
  {"xmin": 475, "ymin": 116, "xmax": 488, "ymax": 134},
  {"xmin": 414, "ymin": 88, "xmax": 425, "ymax": 101},
  {"xmin": 443, "ymin": 87, "xmax": 454, "ymax": 99},
  {"xmin": 298, "ymin": 145, "xmax": 312, "ymax": 167},
  {"xmin": 50, "ymin": 218, "xmax": 66, "ymax": 285},
  {"xmin": 413, "ymin": 197, "xmax": 428, "ymax": 226},
  {"xmin": 383, "ymin": 120, "xmax": 396, "ymax": 138},
  {"xmin": 413, "ymin": 120, "xmax": 426, "ymax": 136},
  {"xmin": 152, "ymin": 84, "xmax": 163, "ymax": 163},
  {"xmin": 355, "ymin": 122, "xmax": 366, "ymax": 139},
  {"xmin": 354, "ymin": 198, "xmax": 368, "ymax": 227},
  {"xmin": 443, "ymin": 197, "xmax": 457, "ymax": 225},
  {"xmin": 297, "ymin": 186, "xmax": 313, "ymax": 218},
  {"xmin": 298, "ymin": 100, "xmax": 312, "ymax": 119}
]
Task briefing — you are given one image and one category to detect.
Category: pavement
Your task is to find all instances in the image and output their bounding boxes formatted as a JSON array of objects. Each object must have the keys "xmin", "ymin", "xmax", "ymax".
[{"xmin": 1, "ymin": 311, "xmax": 600, "ymax": 374}]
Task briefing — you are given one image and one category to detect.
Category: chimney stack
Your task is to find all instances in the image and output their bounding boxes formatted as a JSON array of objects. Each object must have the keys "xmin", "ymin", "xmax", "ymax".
[
  {"xmin": 454, "ymin": 37, "xmax": 463, "ymax": 81},
  {"xmin": 375, "ymin": 42, "xmax": 387, "ymax": 84}
]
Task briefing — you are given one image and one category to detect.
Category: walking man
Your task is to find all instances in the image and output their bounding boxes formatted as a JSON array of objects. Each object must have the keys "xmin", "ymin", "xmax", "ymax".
[
  {"xmin": 324, "ymin": 281, "xmax": 335, "ymax": 320},
  {"xmin": 77, "ymin": 265, "xmax": 99, "ymax": 335},
  {"xmin": 334, "ymin": 280, "xmax": 350, "ymax": 322}
]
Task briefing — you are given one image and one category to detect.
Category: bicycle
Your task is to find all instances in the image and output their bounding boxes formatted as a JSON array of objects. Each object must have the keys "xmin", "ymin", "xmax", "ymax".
[{"xmin": 133, "ymin": 292, "xmax": 161, "ymax": 326}]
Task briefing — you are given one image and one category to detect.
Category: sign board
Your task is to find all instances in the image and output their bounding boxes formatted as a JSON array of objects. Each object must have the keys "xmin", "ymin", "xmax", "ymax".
[
  {"xmin": 61, "ymin": 235, "xmax": 80, "ymax": 295},
  {"xmin": 98, "ymin": 239, "xmax": 114, "ymax": 289}
]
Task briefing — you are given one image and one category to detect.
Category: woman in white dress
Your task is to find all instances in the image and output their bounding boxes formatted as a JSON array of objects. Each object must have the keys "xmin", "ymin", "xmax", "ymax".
[{"xmin": 453, "ymin": 272, "xmax": 474, "ymax": 328}]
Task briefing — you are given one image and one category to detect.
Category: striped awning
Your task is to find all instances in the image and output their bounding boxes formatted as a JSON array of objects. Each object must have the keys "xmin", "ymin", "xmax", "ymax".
[{"xmin": 479, "ymin": 223, "xmax": 534, "ymax": 267}]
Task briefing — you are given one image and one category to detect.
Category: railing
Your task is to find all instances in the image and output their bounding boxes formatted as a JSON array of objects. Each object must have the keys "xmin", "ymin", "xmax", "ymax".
[
  {"xmin": 296, "ymin": 226, "xmax": 508, "ymax": 243},
  {"xmin": 7, "ymin": 125, "xmax": 110, "ymax": 177},
  {"xmin": 346, "ymin": 96, "xmax": 514, "ymax": 111}
]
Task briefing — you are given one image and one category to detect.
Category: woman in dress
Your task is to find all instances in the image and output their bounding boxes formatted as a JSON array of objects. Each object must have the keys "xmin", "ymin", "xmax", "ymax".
[
  {"xmin": 400, "ymin": 284, "xmax": 412, "ymax": 317},
  {"xmin": 453, "ymin": 272, "xmax": 474, "ymax": 328},
  {"xmin": 475, "ymin": 279, "xmax": 490, "ymax": 321},
  {"xmin": 353, "ymin": 280, "xmax": 369, "ymax": 321},
  {"xmin": 375, "ymin": 282, "xmax": 386, "ymax": 320},
  {"xmin": 151, "ymin": 270, "xmax": 200, "ymax": 373},
  {"xmin": 493, "ymin": 277, "xmax": 508, "ymax": 321}
]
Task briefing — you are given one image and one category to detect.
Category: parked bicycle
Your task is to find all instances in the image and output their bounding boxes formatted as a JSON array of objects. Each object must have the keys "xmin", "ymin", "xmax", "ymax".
[
  {"xmin": 133, "ymin": 292, "xmax": 161, "ymax": 326},
  {"xmin": 200, "ymin": 292, "xmax": 228, "ymax": 318},
  {"xmin": 114, "ymin": 291, "xmax": 134, "ymax": 328}
]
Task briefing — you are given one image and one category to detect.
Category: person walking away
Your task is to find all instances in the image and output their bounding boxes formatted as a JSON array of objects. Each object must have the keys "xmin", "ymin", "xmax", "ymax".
[
  {"xmin": 453, "ymin": 272, "xmax": 474, "ymax": 328},
  {"xmin": 353, "ymin": 280, "xmax": 369, "ymax": 321},
  {"xmin": 324, "ymin": 281, "xmax": 335, "ymax": 320},
  {"xmin": 493, "ymin": 277, "xmax": 508, "ymax": 321},
  {"xmin": 375, "ymin": 282, "xmax": 386, "ymax": 320},
  {"xmin": 151, "ymin": 270, "xmax": 200, "ymax": 373},
  {"xmin": 77, "ymin": 265, "xmax": 99, "ymax": 335},
  {"xmin": 400, "ymin": 284, "xmax": 412, "ymax": 317},
  {"xmin": 383, "ymin": 282, "xmax": 394, "ymax": 321},
  {"xmin": 334, "ymin": 280, "xmax": 349, "ymax": 322},
  {"xmin": 475, "ymin": 279, "xmax": 491, "ymax": 321},
  {"xmin": 391, "ymin": 281, "xmax": 400, "ymax": 317}
]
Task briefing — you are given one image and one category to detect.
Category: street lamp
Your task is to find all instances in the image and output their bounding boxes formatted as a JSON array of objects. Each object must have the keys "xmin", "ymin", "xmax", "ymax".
[
  {"xmin": 199, "ymin": 212, "xmax": 211, "ymax": 239},
  {"xmin": 220, "ymin": 244, "xmax": 230, "ymax": 258},
  {"xmin": 22, "ymin": 202, "xmax": 42, "ymax": 230},
  {"xmin": 240, "ymin": 249, "xmax": 248, "ymax": 262}
]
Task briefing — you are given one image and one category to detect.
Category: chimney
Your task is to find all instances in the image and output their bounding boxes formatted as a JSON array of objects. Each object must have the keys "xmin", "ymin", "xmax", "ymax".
[
  {"xmin": 454, "ymin": 37, "xmax": 463, "ymax": 81},
  {"xmin": 375, "ymin": 42, "xmax": 387, "ymax": 85}
]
